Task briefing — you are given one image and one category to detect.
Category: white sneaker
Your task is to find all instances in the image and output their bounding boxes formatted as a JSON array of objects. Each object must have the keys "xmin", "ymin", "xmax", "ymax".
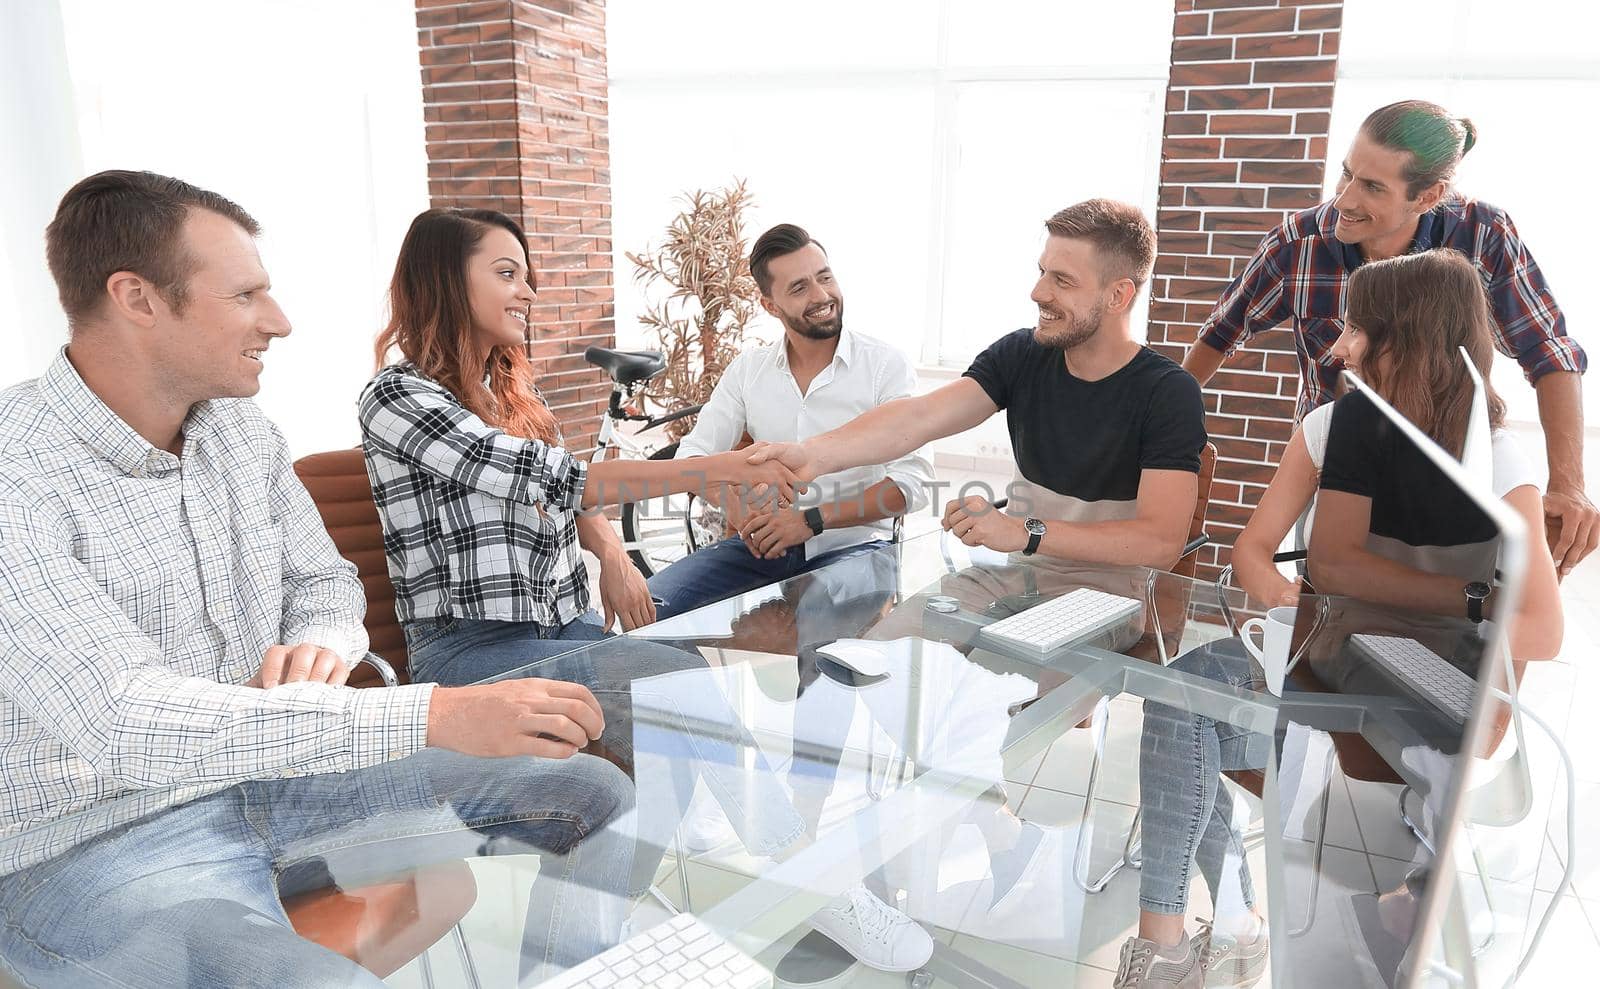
[
  {"xmin": 678, "ymin": 791, "xmax": 737, "ymax": 853},
  {"xmin": 808, "ymin": 884, "xmax": 934, "ymax": 972}
]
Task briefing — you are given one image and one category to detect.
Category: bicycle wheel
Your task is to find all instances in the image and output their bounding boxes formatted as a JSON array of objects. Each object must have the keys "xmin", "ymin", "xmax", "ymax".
[{"xmin": 620, "ymin": 443, "xmax": 727, "ymax": 577}]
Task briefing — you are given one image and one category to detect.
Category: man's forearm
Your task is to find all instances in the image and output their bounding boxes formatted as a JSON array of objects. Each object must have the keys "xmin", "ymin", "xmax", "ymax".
[
  {"xmin": 1182, "ymin": 340, "xmax": 1227, "ymax": 387},
  {"xmin": 1536, "ymin": 371, "xmax": 1586, "ymax": 493},
  {"xmin": 805, "ymin": 399, "xmax": 926, "ymax": 477},
  {"xmin": 816, "ymin": 478, "xmax": 908, "ymax": 529},
  {"xmin": 1033, "ymin": 517, "xmax": 1187, "ymax": 570}
]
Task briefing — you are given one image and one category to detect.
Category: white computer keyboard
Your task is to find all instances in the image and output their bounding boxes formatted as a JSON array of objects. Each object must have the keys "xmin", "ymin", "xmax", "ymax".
[
  {"xmin": 1351, "ymin": 633, "xmax": 1477, "ymax": 724},
  {"xmin": 978, "ymin": 587, "xmax": 1143, "ymax": 658},
  {"xmin": 540, "ymin": 912, "xmax": 772, "ymax": 989}
]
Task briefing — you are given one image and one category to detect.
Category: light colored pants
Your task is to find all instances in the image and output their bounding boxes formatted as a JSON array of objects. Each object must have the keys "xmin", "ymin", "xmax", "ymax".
[
  {"xmin": 0, "ymin": 749, "xmax": 634, "ymax": 988},
  {"xmin": 1138, "ymin": 638, "xmax": 1272, "ymax": 916}
]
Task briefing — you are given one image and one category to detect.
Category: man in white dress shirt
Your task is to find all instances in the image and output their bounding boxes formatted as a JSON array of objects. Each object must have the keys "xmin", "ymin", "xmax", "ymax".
[{"xmin": 647, "ymin": 223, "xmax": 935, "ymax": 619}]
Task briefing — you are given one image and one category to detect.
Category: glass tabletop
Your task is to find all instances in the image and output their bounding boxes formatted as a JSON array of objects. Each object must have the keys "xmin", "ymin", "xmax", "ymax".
[
  {"xmin": 463, "ymin": 528, "xmax": 1307, "ymax": 987},
  {"xmin": 1, "ymin": 529, "xmax": 1499, "ymax": 987}
]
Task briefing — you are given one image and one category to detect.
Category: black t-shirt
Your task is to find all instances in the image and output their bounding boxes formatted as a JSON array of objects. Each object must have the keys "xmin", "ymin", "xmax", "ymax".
[
  {"xmin": 1319, "ymin": 390, "xmax": 1498, "ymax": 554},
  {"xmin": 962, "ymin": 329, "xmax": 1207, "ymax": 509}
]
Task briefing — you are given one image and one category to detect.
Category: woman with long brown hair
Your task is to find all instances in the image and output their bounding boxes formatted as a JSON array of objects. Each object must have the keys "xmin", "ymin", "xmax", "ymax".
[
  {"xmin": 358, "ymin": 207, "xmax": 934, "ymax": 971},
  {"xmin": 1116, "ymin": 248, "xmax": 1563, "ymax": 989}
]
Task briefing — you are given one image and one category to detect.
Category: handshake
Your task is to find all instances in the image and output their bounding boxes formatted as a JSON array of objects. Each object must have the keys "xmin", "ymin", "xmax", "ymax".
[{"xmin": 713, "ymin": 441, "xmax": 820, "ymax": 559}]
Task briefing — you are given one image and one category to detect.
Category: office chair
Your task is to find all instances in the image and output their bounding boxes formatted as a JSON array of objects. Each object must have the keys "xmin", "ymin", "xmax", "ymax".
[{"xmin": 291, "ymin": 449, "xmax": 486, "ymax": 986}]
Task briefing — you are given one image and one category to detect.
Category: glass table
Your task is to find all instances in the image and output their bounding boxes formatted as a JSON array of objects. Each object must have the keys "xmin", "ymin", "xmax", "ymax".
[
  {"xmin": 2, "ymin": 529, "xmax": 1506, "ymax": 988},
  {"xmin": 430, "ymin": 528, "xmax": 1499, "ymax": 988}
]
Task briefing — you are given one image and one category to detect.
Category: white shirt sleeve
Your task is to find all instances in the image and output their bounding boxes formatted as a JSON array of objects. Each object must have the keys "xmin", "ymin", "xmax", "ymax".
[
  {"xmin": 1301, "ymin": 402, "xmax": 1335, "ymax": 472},
  {"xmin": 674, "ymin": 355, "xmax": 750, "ymax": 459},
  {"xmin": 1490, "ymin": 429, "xmax": 1542, "ymax": 499}
]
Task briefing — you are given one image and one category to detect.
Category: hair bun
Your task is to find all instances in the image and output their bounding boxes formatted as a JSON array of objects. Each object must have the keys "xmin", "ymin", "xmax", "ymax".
[{"xmin": 1459, "ymin": 117, "xmax": 1477, "ymax": 155}]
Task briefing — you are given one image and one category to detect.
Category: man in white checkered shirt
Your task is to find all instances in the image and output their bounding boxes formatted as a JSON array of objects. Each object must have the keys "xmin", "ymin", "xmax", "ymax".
[{"xmin": 0, "ymin": 171, "xmax": 636, "ymax": 988}]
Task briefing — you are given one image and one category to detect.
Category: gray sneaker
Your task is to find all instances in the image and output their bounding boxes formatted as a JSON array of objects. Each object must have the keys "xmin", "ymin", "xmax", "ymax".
[
  {"xmin": 1114, "ymin": 935, "xmax": 1204, "ymax": 988},
  {"xmin": 1195, "ymin": 919, "xmax": 1269, "ymax": 988}
]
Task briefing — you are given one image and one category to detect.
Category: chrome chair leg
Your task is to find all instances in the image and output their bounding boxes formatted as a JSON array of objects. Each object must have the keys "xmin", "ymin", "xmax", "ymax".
[
  {"xmin": 1072, "ymin": 698, "xmax": 1136, "ymax": 893},
  {"xmin": 418, "ymin": 945, "xmax": 437, "ymax": 989},
  {"xmin": 450, "ymin": 922, "xmax": 483, "ymax": 989},
  {"xmin": 1398, "ymin": 787, "xmax": 1495, "ymax": 955},
  {"xmin": 1289, "ymin": 743, "xmax": 1336, "ymax": 938}
]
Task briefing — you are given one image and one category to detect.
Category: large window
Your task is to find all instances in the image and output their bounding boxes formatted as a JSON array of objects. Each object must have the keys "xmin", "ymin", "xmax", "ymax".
[
  {"xmin": 1330, "ymin": 0, "xmax": 1599, "ymax": 428},
  {"xmin": 0, "ymin": 0, "xmax": 429, "ymax": 456},
  {"xmin": 608, "ymin": 0, "xmax": 1172, "ymax": 370}
]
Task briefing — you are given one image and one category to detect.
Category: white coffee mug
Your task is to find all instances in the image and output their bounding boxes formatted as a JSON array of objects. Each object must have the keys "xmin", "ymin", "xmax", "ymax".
[{"xmin": 1240, "ymin": 605, "xmax": 1297, "ymax": 696}]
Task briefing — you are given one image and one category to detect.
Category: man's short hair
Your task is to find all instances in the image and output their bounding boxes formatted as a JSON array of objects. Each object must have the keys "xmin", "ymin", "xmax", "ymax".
[
  {"xmin": 45, "ymin": 170, "xmax": 261, "ymax": 330},
  {"xmin": 750, "ymin": 223, "xmax": 826, "ymax": 296},
  {"xmin": 1044, "ymin": 199, "xmax": 1156, "ymax": 290}
]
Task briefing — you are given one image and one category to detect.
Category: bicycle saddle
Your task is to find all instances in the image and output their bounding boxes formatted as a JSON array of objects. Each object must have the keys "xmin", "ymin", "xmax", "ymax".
[{"xmin": 584, "ymin": 346, "xmax": 666, "ymax": 386}]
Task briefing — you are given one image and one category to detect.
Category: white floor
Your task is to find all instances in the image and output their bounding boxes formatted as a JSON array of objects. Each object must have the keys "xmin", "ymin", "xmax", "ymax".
[{"xmin": 387, "ymin": 458, "xmax": 1600, "ymax": 987}]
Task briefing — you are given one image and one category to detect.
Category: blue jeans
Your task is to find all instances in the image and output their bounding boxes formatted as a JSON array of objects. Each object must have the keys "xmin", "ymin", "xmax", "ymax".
[
  {"xmin": 0, "ymin": 749, "xmax": 633, "ymax": 988},
  {"xmin": 646, "ymin": 537, "xmax": 889, "ymax": 621},
  {"xmin": 1138, "ymin": 637, "xmax": 1272, "ymax": 916},
  {"xmin": 405, "ymin": 613, "xmax": 805, "ymax": 894}
]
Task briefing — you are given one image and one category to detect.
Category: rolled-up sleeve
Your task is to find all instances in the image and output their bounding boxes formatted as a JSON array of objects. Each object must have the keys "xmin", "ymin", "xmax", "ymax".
[
  {"xmin": 674, "ymin": 355, "xmax": 750, "ymax": 459},
  {"xmin": 1481, "ymin": 214, "xmax": 1587, "ymax": 384},
  {"xmin": 267, "ymin": 422, "xmax": 370, "ymax": 665},
  {"xmin": 1197, "ymin": 225, "xmax": 1294, "ymax": 357},
  {"xmin": 358, "ymin": 371, "xmax": 587, "ymax": 510}
]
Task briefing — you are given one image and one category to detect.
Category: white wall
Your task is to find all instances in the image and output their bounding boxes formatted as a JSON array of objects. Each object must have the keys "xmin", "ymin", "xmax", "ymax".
[{"xmin": 0, "ymin": 0, "xmax": 429, "ymax": 456}]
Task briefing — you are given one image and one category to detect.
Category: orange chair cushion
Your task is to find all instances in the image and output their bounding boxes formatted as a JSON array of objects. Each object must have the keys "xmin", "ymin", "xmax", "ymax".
[
  {"xmin": 292, "ymin": 448, "xmax": 409, "ymax": 685},
  {"xmin": 283, "ymin": 861, "xmax": 476, "ymax": 978}
]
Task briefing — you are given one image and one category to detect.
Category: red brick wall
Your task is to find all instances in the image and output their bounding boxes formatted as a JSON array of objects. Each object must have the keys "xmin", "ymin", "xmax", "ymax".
[
  {"xmin": 1148, "ymin": 0, "xmax": 1344, "ymax": 582},
  {"xmin": 415, "ymin": 0, "xmax": 614, "ymax": 452}
]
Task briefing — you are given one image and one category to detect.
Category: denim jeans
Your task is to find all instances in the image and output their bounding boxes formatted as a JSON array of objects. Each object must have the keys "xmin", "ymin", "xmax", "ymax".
[
  {"xmin": 405, "ymin": 613, "xmax": 806, "ymax": 894},
  {"xmin": 0, "ymin": 748, "xmax": 633, "ymax": 988},
  {"xmin": 646, "ymin": 537, "xmax": 889, "ymax": 621},
  {"xmin": 1138, "ymin": 637, "xmax": 1272, "ymax": 916}
]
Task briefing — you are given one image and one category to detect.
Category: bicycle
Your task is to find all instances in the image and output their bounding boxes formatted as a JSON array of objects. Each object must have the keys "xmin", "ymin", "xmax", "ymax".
[{"xmin": 584, "ymin": 345, "xmax": 727, "ymax": 577}]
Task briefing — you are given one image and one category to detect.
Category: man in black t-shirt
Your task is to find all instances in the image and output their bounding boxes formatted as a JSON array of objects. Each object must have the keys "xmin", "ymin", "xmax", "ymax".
[{"xmin": 753, "ymin": 199, "xmax": 1207, "ymax": 569}]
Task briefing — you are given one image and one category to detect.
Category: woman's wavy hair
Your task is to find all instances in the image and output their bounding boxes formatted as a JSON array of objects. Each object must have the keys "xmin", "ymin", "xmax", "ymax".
[
  {"xmin": 1344, "ymin": 247, "xmax": 1507, "ymax": 458},
  {"xmin": 374, "ymin": 207, "xmax": 559, "ymax": 444}
]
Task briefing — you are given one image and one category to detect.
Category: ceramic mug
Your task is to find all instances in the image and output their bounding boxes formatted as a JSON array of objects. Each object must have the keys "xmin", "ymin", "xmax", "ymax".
[{"xmin": 1240, "ymin": 605, "xmax": 1297, "ymax": 696}]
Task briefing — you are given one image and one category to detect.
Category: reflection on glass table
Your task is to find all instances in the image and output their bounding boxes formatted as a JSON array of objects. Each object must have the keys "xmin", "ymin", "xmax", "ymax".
[{"xmin": 483, "ymin": 529, "xmax": 1299, "ymax": 988}]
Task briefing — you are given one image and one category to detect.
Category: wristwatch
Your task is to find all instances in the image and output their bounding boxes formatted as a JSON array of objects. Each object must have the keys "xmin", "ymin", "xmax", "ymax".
[
  {"xmin": 1022, "ymin": 517, "xmax": 1047, "ymax": 556},
  {"xmin": 803, "ymin": 506, "xmax": 825, "ymax": 537},
  {"xmin": 1464, "ymin": 580, "xmax": 1491, "ymax": 623}
]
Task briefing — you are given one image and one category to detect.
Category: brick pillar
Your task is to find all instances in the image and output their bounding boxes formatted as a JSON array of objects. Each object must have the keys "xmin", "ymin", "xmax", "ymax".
[
  {"xmin": 1148, "ymin": 0, "xmax": 1344, "ymax": 582},
  {"xmin": 416, "ymin": 0, "xmax": 614, "ymax": 452}
]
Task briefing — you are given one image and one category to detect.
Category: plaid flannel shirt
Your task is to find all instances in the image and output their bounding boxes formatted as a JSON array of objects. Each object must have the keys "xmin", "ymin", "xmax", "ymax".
[
  {"xmin": 0, "ymin": 350, "xmax": 432, "ymax": 875},
  {"xmin": 358, "ymin": 364, "xmax": 591, "ymax": 628},
  {"xmin": 1198, "ymin": 196, "xmax": 1587, "ymax": 420}
]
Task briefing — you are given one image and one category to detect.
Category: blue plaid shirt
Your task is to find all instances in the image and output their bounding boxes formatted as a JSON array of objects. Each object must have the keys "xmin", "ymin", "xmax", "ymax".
[{"xmin": 1199, "ymin": 196, "xmax": 1586, "ymax": 419}]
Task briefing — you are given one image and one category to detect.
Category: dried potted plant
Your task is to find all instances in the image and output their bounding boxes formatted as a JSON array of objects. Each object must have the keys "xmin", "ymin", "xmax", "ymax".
[{"xmin": 626, "ymin": 178, "xmax": 763, "ymax": 439}]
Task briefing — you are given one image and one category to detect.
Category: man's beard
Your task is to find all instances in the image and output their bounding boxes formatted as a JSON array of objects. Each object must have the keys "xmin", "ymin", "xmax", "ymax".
[
  {"xmin": 1034, "ymin": 299, "xmax": 1103, "ymax": 351},
  {"xmin": 781, "ymin": 297, "xmax": 845, "ymax": 340}
]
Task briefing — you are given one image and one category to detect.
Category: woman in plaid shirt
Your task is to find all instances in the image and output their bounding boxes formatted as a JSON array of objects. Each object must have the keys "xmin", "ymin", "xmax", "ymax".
[{"xmin": 357, "ymin": 208, "xmax": 937, "ymax": 972}]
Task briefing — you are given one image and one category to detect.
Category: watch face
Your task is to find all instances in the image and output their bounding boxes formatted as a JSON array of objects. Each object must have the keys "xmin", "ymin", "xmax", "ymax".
[
  {"xmin": 1024, "ymin": 518, "xmax": 1047, "ymax": 536},
  {"xmin": 1465, "ymin": 581, "xmax": 1492, "ymax": 599}
]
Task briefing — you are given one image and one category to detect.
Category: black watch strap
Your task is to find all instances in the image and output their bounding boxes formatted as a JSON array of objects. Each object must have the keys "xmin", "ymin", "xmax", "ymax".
[
  {"xmin": 1023, "ymin": 520, "xmax": 1044, "ymax": 557},
  {"xmin": 803, "ymin": 506, "xmax": 825, "ymax": 536},
  {"xmin": 1465, "ymin": 581, "xmax": 1490, "ymax": 623}
]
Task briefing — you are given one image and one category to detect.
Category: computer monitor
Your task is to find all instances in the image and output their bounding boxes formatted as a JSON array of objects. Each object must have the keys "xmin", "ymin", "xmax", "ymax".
[{"xmin": 1272, "ymin": 362, "xmax": 1528, "ymax": 988}]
